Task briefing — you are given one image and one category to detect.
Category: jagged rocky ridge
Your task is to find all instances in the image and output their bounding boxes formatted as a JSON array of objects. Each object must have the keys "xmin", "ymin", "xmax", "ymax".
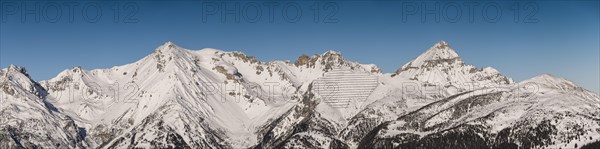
[
  {"xmin": 0, "ymin": 41, "xmax": 598, "ymax": 148},
  {"xmin": 0, "ymin": 65, "xmax": 87, "ymax": 148}
]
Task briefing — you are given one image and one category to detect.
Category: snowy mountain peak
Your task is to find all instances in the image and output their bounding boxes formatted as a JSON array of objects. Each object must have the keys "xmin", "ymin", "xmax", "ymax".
[
  {"xmin": 164, "ymin": 41, "xmax": 175, "ymax": 46},
  {"xmin": 293, "ymin": 50, "xmax": 381, "ymax": 73},
  {"xmin": 162, "ymin": 41, "xmax": 176, "ymax": 48},
  {"xmin": 322, "ymin": 50, "xmax": 342, "ymax": 55},
  {"xmin": 406, "ymin": 41, "xmax": 462, "ymax": 68},
  {"xmin": 7, "ymin": 64, "xmax": 18, "ymax": 70},
  {"xmin": 72, "ymin": 66, "xmax": 83, "ymax": 73},
  {"xmin": 56, "ymin": 66, "xmax": 83, "ymax": 76},
  {"xmin": 433, "ymin": 40, "xmax": 449, "ymax": 48},
  {"xmin": 47, "ymin": 66, "xmax": 87, "ymax": 87},
  {"xmin": 0, "ymin": 64, "xmax": 29, "ymax": 79},
  {"xmin": 522, "ymin": 74, "xmax": 583, "ymax": 91},
  {"xmin": 148, "ymin": 41, "xmax": 194, "ymax": 72},
  {"xmin": 197, "ymin": 48, "xmax": 225, "ymax": 54},
  {"xmin": 154, "ymin": 41, "xmax": 184, "ymax": 53},
  {"xmin": 294, "ymin": 51, "xmax": 344, "ymax": 67},
  {"xmin": 0, "ymin": 65, "xmax": 47, "ymax": 98},
  {"xmin": 4, "ymin": 64, "xmax": 30, "ymax": 77},
  {"xmin": 397, "ymin": 41, "xmax": 464, "ymax": 73},
  {"xmin": 394, "ymin": 41, "xmax": 512, "ymax": 90},
  {"xmin": 536, "ymin": 73, "xmax": 556, "ymax": 79},
  {"xmin": 527, "ymin": 74, "xmax": 569, "ymax": 84}
]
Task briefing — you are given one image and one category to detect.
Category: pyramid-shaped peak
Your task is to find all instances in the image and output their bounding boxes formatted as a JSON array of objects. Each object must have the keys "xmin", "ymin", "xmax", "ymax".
[
  {"xmin": 164, "ymin": 41, "xmax": 178, "ymax": 48},
  {"xmin": 424, "ymin": 40, "xmax": 458, "ymax": 58},
  {"xmin": 7, "ymin": 64, "xmax": 19, "ymax": 71},
  {"xmin": 2, "ymin": 64, "xmax": 34, "ymax": 80},
  {"xmin": 433, "ymin": 40, "xmax": 449, "ymax": 48},
  {"xmin": 155, "ymin": 41, "xmax": 184, "ymax": 53},
  {"xmin": 404, "ymin": 41, "xmax": 461, "ymax": 68},
  {"xmin": 6, "ymin": 64, "xmax": 28, "ymax": 75}
]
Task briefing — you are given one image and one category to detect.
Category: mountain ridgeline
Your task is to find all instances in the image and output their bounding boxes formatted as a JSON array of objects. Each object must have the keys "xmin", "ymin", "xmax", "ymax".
[{"xmin": 1, "ymin": 41, "xmax": 598, "ymax": 148}]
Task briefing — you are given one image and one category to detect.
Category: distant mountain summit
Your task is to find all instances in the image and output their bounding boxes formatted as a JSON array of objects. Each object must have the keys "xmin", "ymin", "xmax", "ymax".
[
  {"xmin": 1, "ymin": 41, "xmax": 598, "ymax": 149},
  {"xmin": 395, "ymin": 41, "xmax": 513, "ymax": 93},
  {"xmin": 400, "ymin": 41, "xmax": 461, "ymax": 68}
]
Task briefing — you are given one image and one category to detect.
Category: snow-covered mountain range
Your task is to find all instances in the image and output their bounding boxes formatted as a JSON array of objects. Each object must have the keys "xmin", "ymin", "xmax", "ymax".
[{"xmin": 1, "ymin": 41, "xmax": 598, "ymax": 148}]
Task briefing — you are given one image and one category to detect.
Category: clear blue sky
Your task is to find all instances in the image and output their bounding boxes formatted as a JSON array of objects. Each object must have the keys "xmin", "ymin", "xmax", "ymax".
[{"xmin": 1, "ymin": 0, "xmax": 598, "ymax": 92}]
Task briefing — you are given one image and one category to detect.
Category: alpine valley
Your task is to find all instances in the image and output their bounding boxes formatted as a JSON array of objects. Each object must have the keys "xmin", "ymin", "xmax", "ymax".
[{"xmin": 1, "ymin": 41, "xmax": 599, "ymax": 149}]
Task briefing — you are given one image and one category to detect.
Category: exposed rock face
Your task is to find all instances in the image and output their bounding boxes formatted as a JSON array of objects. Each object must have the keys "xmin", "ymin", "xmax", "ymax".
[{"xmin": 295, "ymin": 51, "xmax": 381, "ymax": 73}]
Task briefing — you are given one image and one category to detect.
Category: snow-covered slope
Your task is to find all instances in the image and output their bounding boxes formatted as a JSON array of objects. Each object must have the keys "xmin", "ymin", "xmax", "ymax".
[
  {"xmin": 0, "ymin": 65, "xmax": 86, "ymax": 148},
  {"xmin": 359, "ymin": 74, "xmax": 600, "ymax": 149},
  {"xmin": 41, "ymin": 42, "xmax": 295, "ymax": 148},
  {"xmin": 36, "ymin": 42, "xmax": 382, "ymax": 148},
  {"xmin": 1, "ymin": 41, "xmax": 598, "ymax": 149}
]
